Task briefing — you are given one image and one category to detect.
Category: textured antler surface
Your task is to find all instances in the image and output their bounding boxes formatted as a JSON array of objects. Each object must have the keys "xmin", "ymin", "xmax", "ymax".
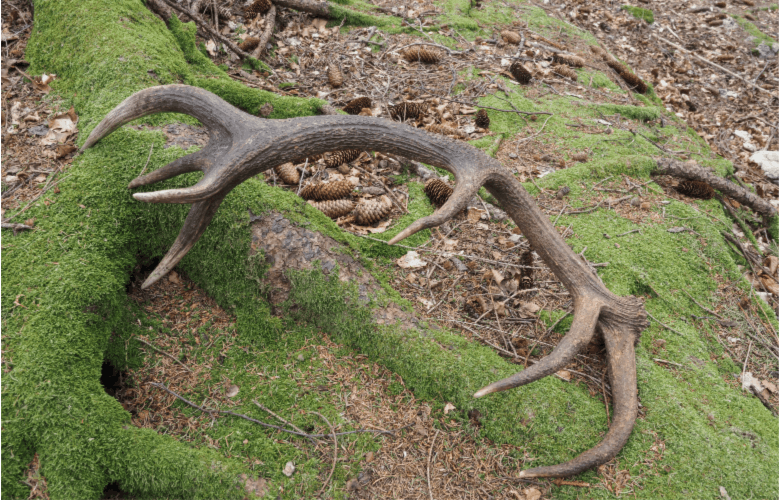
[{"xmin": 83, "ymin": 85, "xmax": 649, "ymax": 477}]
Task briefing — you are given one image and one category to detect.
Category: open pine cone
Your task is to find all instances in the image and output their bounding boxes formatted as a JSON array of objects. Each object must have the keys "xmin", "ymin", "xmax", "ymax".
[
  {"xmin": 424, "ymin": 178, "xmax": 453, "ymax": 207},
  {"xmin": 328, "ymin": 64, "xmax": 343, "ymax": 88},
  {"xmin": 245, "ymin": 0, "xmax": 271, "ymax": 18},
  {"xmin": 343, "ymin": 97, "xmax": 372, "ymax": 115},
  {"xmin": 475, "ymin": 109, "xmax": 490, "ymax": 129},
  {"xmin": 389, "ymin": 101, "xmax": 427, "ymax": 121},
  {"xmin": 308, "ymin": 199, "xmax": 355, "ymax": 219},
  {"xmin": 509, "ymin": 61, "xmax": 532, "ymax": 84},
  {"xmin": 324, "ymin": 150, "xmax": 361, "ymax": 168},
  {"xmin": 354, "ymin": 196, "xmax": 392, "ymax": 225},
  {"xmin": 553, "ymin": 64, "xmax": 578, "ymax": 81},
  {"xmin": 273, "ymin": 162, "xmax": 300, "ymax": 185},
  {"xmin": 519, "ymin": 250, "xmax": 534, "ymax": 290},
  {"xmin": 552, "ymin": 53, "xmax": 585, "ymax": 68},
  {"xmin": 425, "ymin": 124, "xmax": 466, "ymax": 138},
  {"xmin": 300, "ymin": 180, "xmax": 354, "ymax": 201},
  {"xmin": 239, "ymin": 37, "xmax": 261, "ymax": 52},
  {"xmin": 403, "ymin": 46, "xmax": 442, "ymax": 63},
  {"xmin": 676, "ymin": 180, "xmax": 714, "ymax": 199}
]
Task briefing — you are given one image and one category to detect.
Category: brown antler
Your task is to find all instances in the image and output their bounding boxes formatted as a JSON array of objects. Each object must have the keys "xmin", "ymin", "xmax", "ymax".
[{"xmin": 82, "ymin": 85, "xmax": 648, "ymax": 478}]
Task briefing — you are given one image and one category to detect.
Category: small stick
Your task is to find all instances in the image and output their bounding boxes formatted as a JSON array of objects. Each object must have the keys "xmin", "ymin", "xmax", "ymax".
[
  {"xmin": 601, "ymin": 367, "xmax": 610, "ymax": 426},
  {"xmin": 653, "ymin": 358, "xmax": 685, "ymax": 368},
  {"xmin": 251, "ymin": 4, "xmax": 276, "ymax": 58},
  {"xmin": 150, "ymin": 383, "xmax": 403, "ymax": 438},
  {"xmin": 138, "ymin": 143, "xmax": 154, "ymax": 178},
  {"xmin": 646, "ymin": 311, "xmax": 686, "ymax": 337},
  {"xmin": 741, "ymin": 339, "xmax": 753, "ymax": 378},
  {"xmin": 615, "ymin": 229, "xmax": 640, "ymax": 238},
  {"xmin": 3, "ymin": 172, "xmax": 74, "ymax": 222},
  {"xmin": 254, "ymin": 400, "xmax": 318, "ymax": 444},
  {"xmin": 311, "ymin": 411, "xmax": 337, "ymax": 498},
  {"xmin": 683, "ymin": 290, "xmax": 723, "ymax": 320},
  {"xmin": 655, "ymin": 35, "xmax": 777, "ymax": 97},
  {"xmin": 296, "ymin": 158, "xmax": 308, "ymax": 196},
  {"xmin": 136, "ymin": 337, "xmax": 193, "ymax": 373},
  {"xmin": 159, "ymin": 0, "xmax": 252, "ymax": 60},
  {"xmin": 427, "ymin": 428, "xmax": 440, "ymax": 500}
]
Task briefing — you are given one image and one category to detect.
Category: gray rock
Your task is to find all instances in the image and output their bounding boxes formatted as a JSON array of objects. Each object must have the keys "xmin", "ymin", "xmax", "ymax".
[
  {"xmin": 27, "ymin": 124, "xmax": 49, "ymax": 136},
  {"xmin": 750, "ymin": 151, "xmax": 779, "ymax": 181}
]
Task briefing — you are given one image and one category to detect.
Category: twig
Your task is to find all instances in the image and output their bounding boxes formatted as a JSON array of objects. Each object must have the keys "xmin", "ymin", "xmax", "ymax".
[
  {"xmin": 150, "ymin": 382, "xmax": 405, "ymax": 438},
  {"xmin": 741, "ymin": 339, "xmax": 753, "ymax": 378},
  {"xmin": 354, "ymin": 164, "xmax": 408, "ymax": 213},
  {"xmin": 427, "ymin": 428, "xmax": 439, "ymax": 500},
  {"xmin": 159, "ymin": 0, "xmax": 253, "ymax": 60},
  {"xmin": 3, "ymin": 172, "xmax": 74, "ymax": 222},
  {"xmin": 683, "ymin": 290, "xmax": 723, "ymax": 320},
  {"xmin": 138, "ymin": 143, "xmax": 154, "ymax": 178},
  {"xmin": 1, "ymin": 223, "xmax": 33, "ymax": 235},
  {"xmin": 615, "ymin": 229, "xmax": 641, "ymax": 238},
  {"xmin": 653, "ymin": 358, "xmax": 685, "ymax": 368},
  {"xmin": 296, "ymin": 158, "xmax": 308, "ymax": 196},
  {"xmin": 311, "ymin": 411, "xmax": 337, "ymax": 498},
  {"xmin": 646, "ymin": 311, "xmax": 686, "ymax": 337},
  {"xmin": 136, "ymin": 337, "xmax": 193, "ymax": 373},
  {"xmin": 654, "ymin": 35, "xmax": 777, "ymax": 97},
  {"xmin": 254, "ymin": 400, "xmax": 317, "ymax": 444},
  {"xmin": 601, "ymin": 367, "xmax": 610, "ymax": 425}
]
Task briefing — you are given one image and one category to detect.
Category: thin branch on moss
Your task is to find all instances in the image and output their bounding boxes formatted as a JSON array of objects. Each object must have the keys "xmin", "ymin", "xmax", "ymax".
[
  {"xmin": 3, "ymin": 172, "xmax": 73, "ymax": 222},
  {"xmin": 159, "ymin": 0, "xmax": 252, "ymax": 59},
  {"xmin": 138, "ymin": 144, "xmax": 154, "ymax": 178},
  {"xmin": 137, "ymin": 337, "xmax": 193, "ymax": 373},
  {"xmin": 253, "ymin": 400, "xmax": 318, "ymax": 444},
  {"xmin": 311, "ymin": 411, "xmax": 337, "ymax": 497},
  {"xmin": 150, "ymin": 383, "xmax": 405, "ymax": 438},
  {"xmin": 645, "ymin": 311, "xmax": 686, "ymax": 337}
]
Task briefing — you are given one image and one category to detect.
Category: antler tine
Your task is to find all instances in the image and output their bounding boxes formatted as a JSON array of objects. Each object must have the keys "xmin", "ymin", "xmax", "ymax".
[
  {"xmin": 81, "ymin": 85, "xmax": 242, "ymax": 152},
  {"xmin": 473, "ymin": 302, "xmax": 600, "ymax": 397},
  {"xmin": 388, "ymin": 177, "xmax": 483, "ymax": 245},
  {"xmin": 518, "ymin": 321, "xmax": 638, "ymax": 478},
  {"xmin": 141, "ymin": 192, "xmax": 228, "ymax": 289},
  {"xmin": 128, "ymin": 148, "xmax": 210, "ymax": 189}
]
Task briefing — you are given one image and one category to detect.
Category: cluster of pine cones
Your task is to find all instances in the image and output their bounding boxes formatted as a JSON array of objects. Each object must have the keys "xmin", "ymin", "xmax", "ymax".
[{"xmin": 272, "ymin": 153, "xmax": 394, "ymax": 224}]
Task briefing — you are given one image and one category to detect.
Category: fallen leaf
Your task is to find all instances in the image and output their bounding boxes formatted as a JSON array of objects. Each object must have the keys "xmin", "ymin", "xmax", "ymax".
[
  {"xmin": 556, "ymin": 370, "xmax": 572, "ymax": 381},
  {"xmin": 397, "ymin": 250, "xmax": 427, "ymax": 269},
  {"xmin": 56, "ymin": 143, "xmax": 77, "ymax": 157},
  {"xmin": 42, "ymin": 107, "xmax": 78, "ymax": 145},
  {"xmin": 168, "ymin": 271, "xmax": 181, "ymax": 284},
  {"xmin": 763, "ymin": 380, "xmax": 777, "ymax": 394},
  {"xmin": 524, "ymin": 487, "xmax": 542, "ymax": 500},
  {"xmin": 741, "ymin": 372, "xmax": 763, "ymax": 393},
  {"xmin": 467, "ymin": 207, "xmax": 486, "ymax": 222},
  {"xmin": 205, "ymin": 39, "xmax": 217, "ymax": 56},
  {"xmin": 444, "ymin": 402, "xmax": 456, "ymax": 414},
  {"xmin": 226, "ymin": 384, "xmax": 240, "ymax": 398},
  {"xmin": 283, "ymin": 461, "xmax": 295, "ymax": 477}
]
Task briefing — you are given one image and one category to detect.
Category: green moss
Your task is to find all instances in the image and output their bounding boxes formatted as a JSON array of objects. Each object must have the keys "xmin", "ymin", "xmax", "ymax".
[
  {"xmin": 622, "ymin": 5, "xmax": 654, "ymax": 24},
  {"xmin": 594, "ymin": 103, "xmax": 660, "ymax": 122},
  {"xmin": 731, "ymin": 15, "xmax": 777, "ymax": 47}
]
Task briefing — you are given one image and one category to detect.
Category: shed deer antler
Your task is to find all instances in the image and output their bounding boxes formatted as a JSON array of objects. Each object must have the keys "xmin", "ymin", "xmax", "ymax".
[{"xmin": 82, "ymin": 85, "xmax": 649, "ymax": 478}]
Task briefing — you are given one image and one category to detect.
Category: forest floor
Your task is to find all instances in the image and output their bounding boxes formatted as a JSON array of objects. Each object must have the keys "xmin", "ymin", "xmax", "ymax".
[{"xmin": 1, "ymin": 0, "xmax": 778, "ymax": 498}]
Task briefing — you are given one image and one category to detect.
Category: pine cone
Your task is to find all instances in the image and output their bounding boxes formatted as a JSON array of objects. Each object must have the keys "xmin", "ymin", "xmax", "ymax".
[
  {"xmin": 343, "ymin": 97, "xmax": 372, "ymax": 115},
  {"xmin": 475, "ymin": 109, "xmax": 490, "ymax": 129},
  {"xmin": 425, "ymin": 124, "xmax": 465, "ymax": 138},
  {"xmin": 403, "ymin": 46, "xmax": 442, "ymax": 64},
  {"xmin": 606, "ymin": 61, "xmax": 648, "ymax": 94},
  {"xmin": 324, "ymin": 150, "xmax": 361, "ymax": 168},
  {"xmin": 354, "ymin": 196, "xmax": 392, "ymax": 225},
  {"xmin": 389, "ymin": 101, "xmax": 427, "ymax": 121},
  {"xmin": 509, "ymin": 61, "xmax": 532, "ymax": 84},
  {"xmin": 300, "ymin": 180, "xmax": 354, "ymax": 201},
  {"xmin": 274, "ymin": 162, "xmax": 300, "ymax": 185},
  {"xmin": 552, "ymin": 53, "xmax": 585, "ymax": 68},
  {"xmin": 328, "ymin": 64, "xmax": 343, "ymax": 88},
  {"xmin": 239, "ymin": 37, "xmax": 261, "ymax": 52},
  {"xmin": 676, "ymin": 180, "xmax": 714, "ymax": 200},
  {"xmin": 424, "ymin": 178, "xmax": 453, "ymax": 207},
  {"xmin": 519, "ymin": 250, "xmax": 534, "ymax": 289},
  {"xmin": 501, "ymin": 30, "xmax": 522, "ymax": 44},
  {"xmin": 245, "ymin": 0, "xmax": 271, "ymax": 18},
  {"xmin": 553, "ymin": 64, "xmax": 578, "ymax": 81},
  {"xmin": 308, "ymin": 199, "xmax": 355, "ymax": 219}
]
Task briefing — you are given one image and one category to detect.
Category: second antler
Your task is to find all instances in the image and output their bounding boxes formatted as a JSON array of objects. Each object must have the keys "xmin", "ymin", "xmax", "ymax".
[{"xmin": 82, "ymin": 85, "xmax": 649, "ymax": 478}]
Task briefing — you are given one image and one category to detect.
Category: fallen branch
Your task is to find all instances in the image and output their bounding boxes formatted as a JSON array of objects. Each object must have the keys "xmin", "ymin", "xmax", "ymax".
[
  {"xmin": 159, "ymin": 0, "xmax": 253, "ymax": 60},
  {"xmin": 427, "ymin": 428, "xmax": 439, "ymax": 500},
  {"xmin": 136, "ymin": 337, "xmax": 193, "ymax": 373},
  {"xmin": 655, "ymin": 35, "xmax": 777, "ymax": 98},
  {"xmin": 1, "ymin": 222, "xmax": 33, "ymax": 235},
  {"xmin": 311, "ymin": 411, "xmax": 337, "ymax": 498},
  {"xmin": 654, "ymin": 158, "xmax": 777, "ymax": 217},
  {"xmin": 254, "ymin": 399, "xmax": 317, "ymax": 444},
  {"xmin": 251, "ymin": 4, "xmax": 276, "ymax": 58},
  {"xmin": 646, "ymin": 311, "xmax": 686, "ymax": 337}
]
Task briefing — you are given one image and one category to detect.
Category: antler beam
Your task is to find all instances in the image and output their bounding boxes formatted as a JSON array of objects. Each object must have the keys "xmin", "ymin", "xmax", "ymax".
[{"xmin": 82, "ymin": 85, "xmax": 649, "ymax": 478}]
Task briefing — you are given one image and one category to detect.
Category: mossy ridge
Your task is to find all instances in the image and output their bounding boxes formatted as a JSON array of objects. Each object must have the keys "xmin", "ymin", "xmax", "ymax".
[
  {"xmin": 730, "ymin": 14, "xmax": 777, "ymax": 48},
  {"xmin": 622, "ymin": 5, "xmax": 654, "ymax": 24}
]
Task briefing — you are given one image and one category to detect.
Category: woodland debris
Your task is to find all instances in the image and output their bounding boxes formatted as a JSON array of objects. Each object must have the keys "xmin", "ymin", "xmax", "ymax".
[
  {"xmin": 402, "ymin": 46, "xmax": 442, "ymax": 64},
  {"xmin": 475, "ymin": 109, "xmax": 490, "ymax": 129},
  {"xmin": 355, "ymin": 195, "xmax": 392, "ymax": 225},
  {"xmin": 300, "ymin": 180, "xmax": 354, "ymax": 201},
  {"xmin": 509, "ymin": 61, "xmax": 532, "ymax": 84},
  {"xmin": 343, "ymin": 96, "xmax": 372, "ymax": 115},
  {"xmin": 424, "ymin": 178, "xmax": 453, "ymax": 207},
  {"xmin": 274, "ymin": 163, "xmax": 300, "ymax": 185},
  {"xmin": 308, "ymin": 199, "xmax": 355, "ymax": 218}
]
